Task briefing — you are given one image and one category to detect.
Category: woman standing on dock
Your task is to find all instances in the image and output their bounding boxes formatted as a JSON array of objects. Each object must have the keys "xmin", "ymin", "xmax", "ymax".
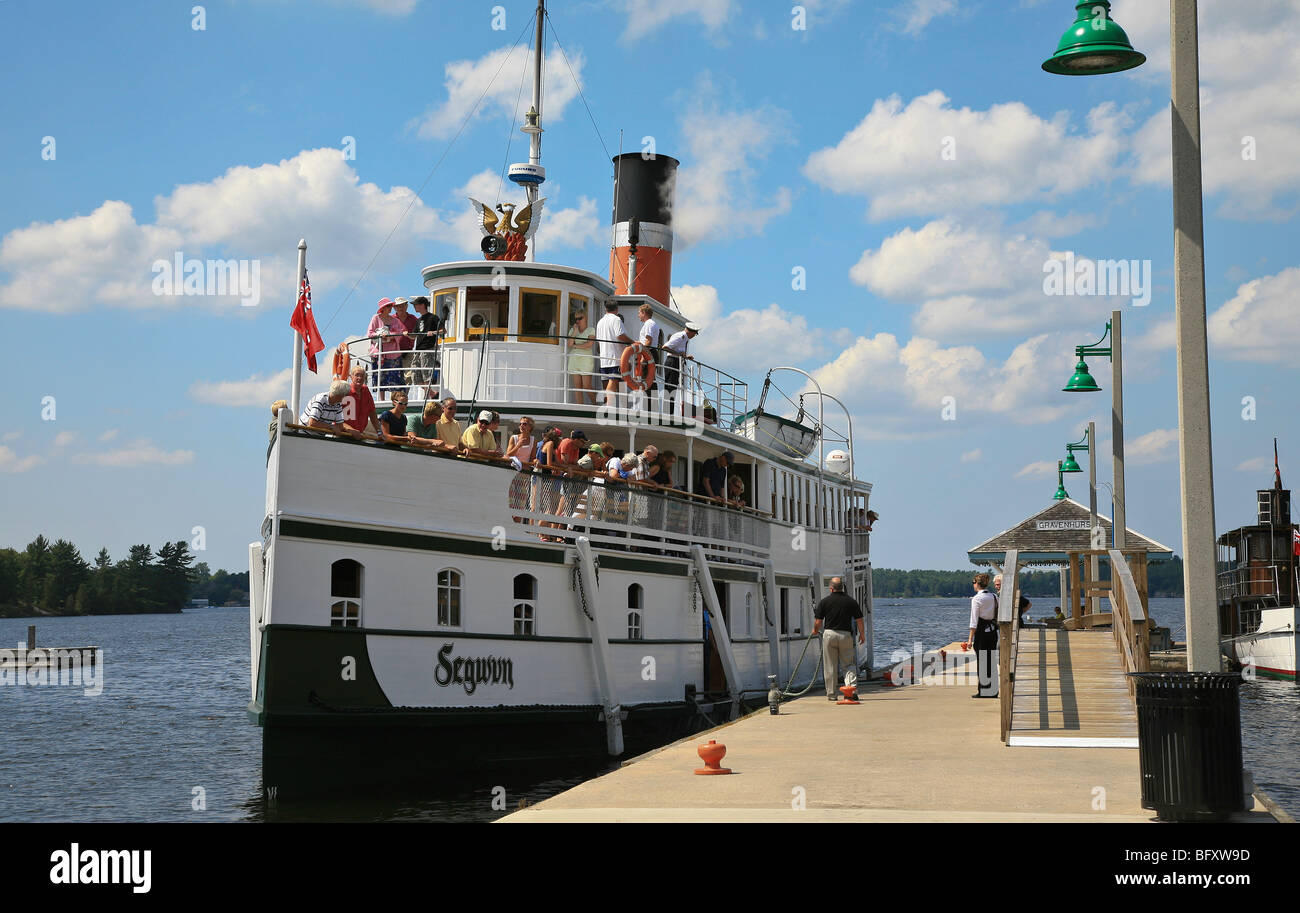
[{"xmin": 966, "ymin": 573, "xmax": 998, "ymax": 698}]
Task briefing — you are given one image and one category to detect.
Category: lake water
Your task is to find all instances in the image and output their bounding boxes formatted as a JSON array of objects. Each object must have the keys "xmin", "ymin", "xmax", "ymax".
[{"xmin": 1, "ymin": 598, "xmax": 1294, "ymax": 822}]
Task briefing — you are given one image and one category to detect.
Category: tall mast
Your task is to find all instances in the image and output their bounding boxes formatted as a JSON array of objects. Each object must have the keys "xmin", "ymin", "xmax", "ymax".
[{"xmin": 508, "ymin": 0, "xmax": 547, "ymax": 261}]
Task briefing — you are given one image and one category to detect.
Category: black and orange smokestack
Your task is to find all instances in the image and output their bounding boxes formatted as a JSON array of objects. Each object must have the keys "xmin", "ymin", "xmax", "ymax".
[{"xmin": 610, "ymin": 153, "xmax": 679, "ymax": 308}]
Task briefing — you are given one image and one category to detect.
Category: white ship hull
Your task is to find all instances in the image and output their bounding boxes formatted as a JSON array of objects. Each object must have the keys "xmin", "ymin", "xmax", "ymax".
[{"xmin": 1223, "ymin": 605, "xmax": 1298, "ymax": 680}]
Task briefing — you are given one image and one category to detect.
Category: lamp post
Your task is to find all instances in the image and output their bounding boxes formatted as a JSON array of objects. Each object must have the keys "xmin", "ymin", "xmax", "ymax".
[
  {"xmin": 1062, "ymin": 422, "xmax": 1102, "ymax": 615},
  {"xmin": 1053, "ymin": 461, "xmax": 1069, "ymax": 501},
  {"xmin": 1043, "ymin": 0, "xmax": 1219, "ymax": 672},
  {"xmin": 1062, "ymin": 314, "xmax": 1125, "ymax": 551}
]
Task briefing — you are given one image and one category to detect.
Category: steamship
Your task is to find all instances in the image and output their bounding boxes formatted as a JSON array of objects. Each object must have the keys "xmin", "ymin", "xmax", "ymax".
[
  {"xmin": 1217, "ymin": 445, "xmax": 1298, "ymax": 680},
  {"xmin": 247, "ymin": 1, "xmax": 874, "ymax": 791}
]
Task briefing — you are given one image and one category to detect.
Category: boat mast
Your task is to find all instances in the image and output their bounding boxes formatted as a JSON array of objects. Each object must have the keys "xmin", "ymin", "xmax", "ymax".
[{"xmin": 507, "ymin": 0, "xmax": 547, "ymax": 262}]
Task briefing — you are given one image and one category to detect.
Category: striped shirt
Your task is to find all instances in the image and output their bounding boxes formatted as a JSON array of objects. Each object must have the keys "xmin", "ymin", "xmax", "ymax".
[{"xmin": 300, "ymin": 392, "xmax": 344, "ymax": 427}]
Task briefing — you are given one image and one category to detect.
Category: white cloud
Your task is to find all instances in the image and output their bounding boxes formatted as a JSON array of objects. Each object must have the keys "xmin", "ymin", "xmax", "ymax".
[
  {"xmin": 671, "ymin": 284, "xmax": 824, "ymax": 371},
  {"xmin": 0, "ymin": 445, "xmax": 43, "ymax": 474},
  {"xmin": 1, "ymin": 431, "xmax": 21, "ymax": 442},
  {"xmin": 71, "ymin": 439, "xmax": 196, "ymax": 468},
  {"xmin": 617, "ymin": 0, "xmax": 735, "ymax": 40},
  {"xmin": 803, "ymin": 91, "xmax": 1125, "ymax": 221},
  {"xmin": 98, "ymin": 429, "xmax": 118, "ymax": 442},
  {"xmin": 1016, "ymin": 460, "xmax": 1059, "ymax": 479},
  {"xmin": 673, "ymin": 88, "xmax": 793, "ymax": 248},
  {"xmin": 961, "ymin": 448, "xmax": 982, "ymax": 463},
  {"xmin": 898, "ymin": 0, "xmax": 956, "ymax": 35},
  {"xmin": 849, "ymin": 218, "xmax": 1133, "ymax": 339},
  {"xmin": 190, "ymin": 369, "xmax": 295, "ymax": 408},
  {"xmin": 1236, "ymin": 456, "xmax": 1272, "ymax": 473},
  {"xmin": 52, "ymin": 431, "xmax": 76, "ymax": 448},
  {"xmin": 1206, "ymin": 266, "xmax": 1300, "ymax": 362},
  {"xmin": 1133, "ymin": 265, "xmax": 1300, "ymax": 362},
  {"xmin": 1124, "ymin": 0, "xmax": 1300, "ymax": 219},
  {"xmin": 1127, "ymin": 428, "xmax": 1179, "ymax": 466},
  {"xmin": 412, "ymin": 45, "xmax": 582, "ymax": 140},
  {"xmin": 0, "ymin": 148, "xmax": 444, "ymax": 316},
  {"xmin": 1017, "ymin": 210, "xmax": 1101, "ymax": 239}
]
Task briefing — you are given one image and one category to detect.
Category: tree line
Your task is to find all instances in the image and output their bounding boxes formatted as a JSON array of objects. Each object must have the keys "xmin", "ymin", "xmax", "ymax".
[
  {"xmin": 873, "ymin": 557, "xmax": 1185, "ymax": 600},
  {"xmin": 0, "ymin": 536, "xmax": 249, "ymax": 618}
]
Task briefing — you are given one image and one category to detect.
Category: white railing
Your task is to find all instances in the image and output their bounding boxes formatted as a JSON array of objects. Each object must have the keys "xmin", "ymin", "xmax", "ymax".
[
  {"xmin": 1216, "ymin": 564, "xmax": 1282, "ymax": 605},
  {"xmin": 338, "ymin": 334, "xmax": 749, "ymax": 427},
  {"xmin": 506, "ymin": 468, "xmax": 771, "ymax": 561}
]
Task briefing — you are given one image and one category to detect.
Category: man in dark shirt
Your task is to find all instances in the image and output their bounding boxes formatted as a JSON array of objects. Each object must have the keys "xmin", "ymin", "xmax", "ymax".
[
  {"xmin": 695, "ymin": 450, "xmax": 733, "ymax": 499},
  {"xmin": 410, "ymin": 296, "xmax": 440, "ymax": 399},
  {"xmin": 811, "ymin": 577, "xmax": 865, "ymax": 700}
]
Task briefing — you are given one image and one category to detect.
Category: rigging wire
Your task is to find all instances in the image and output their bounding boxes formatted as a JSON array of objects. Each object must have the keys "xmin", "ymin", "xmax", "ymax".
[
  {"xmin": 319, "ymin": 14, "xmax": 537, "ymax": 335},
  {"xmin": 498, "ymin": 12, "xmax": 538, "ymax": 204}
]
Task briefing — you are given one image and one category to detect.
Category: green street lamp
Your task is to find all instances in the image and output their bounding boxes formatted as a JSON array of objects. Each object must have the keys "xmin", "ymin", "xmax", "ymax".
[
  {"xmin": 1061, "ymin": 321, "xmax": 1111, "ymax": 393},
  {"xmin": 1042, "ymin": 1, "xmax": 1146, "ymax": 75},
  {"xmin": 1060, "ymin": 452, "xmax": 1082, "ymax": 473},
  {"xmin": 1061, "ymin": 430, "xmax": 1088, "ymax": 472},
  {"xmin": 1053, "ymin": 461, "xmax": 1069, "ymax": 500}
]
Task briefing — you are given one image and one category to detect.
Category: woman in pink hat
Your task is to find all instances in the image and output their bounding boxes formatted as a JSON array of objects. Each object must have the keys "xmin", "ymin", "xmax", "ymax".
[{"xmin": 366, "ymin": 298, "xmax": 406, "ymax": 397}]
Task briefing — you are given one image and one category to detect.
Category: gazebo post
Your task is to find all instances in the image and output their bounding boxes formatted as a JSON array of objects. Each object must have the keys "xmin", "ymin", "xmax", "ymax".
[
  {"xmin": 1070, "ymin": 553, "xmax": 1082, "ymax": 622},
  {"xmin": 1059, "ymin": 566, "xmax": 1068, "ymax": 620}
]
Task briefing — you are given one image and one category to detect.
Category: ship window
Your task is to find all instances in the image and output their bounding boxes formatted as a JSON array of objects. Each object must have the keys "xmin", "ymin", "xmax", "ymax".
[
  {"xmin": 513, "ymin": 573, "xmax": 537, "ymax": 635},
  {"xmin": 330, "ymin": 559, "xmax": 362, "ymax": 627},
  {"xmin": 433, "ymin": 288, "xmax": 458, "ymax": 343},
  {"xmin": 466, "ymin": 287, "xmax": 508, "ymax": 341},
  {"xmin": 795, "ymin": 592, "xmax": 804, "ymax": 635},
  {"xmin": 627, "ymin": 584, "xmax": 643, "ymax": 640},
  {"xmin": 770, "ymin": 468, "xmax": 777, "ymax": 516},
  {"xmin": 745, "ymin": 591, "xmax": 753, "ymax": 637},
  {"xmin": 780, "ymin": 588, "xmax": 790, "ymax": 635},
  {"xmin": 437, "ymin": 568, "xmax": 462, "ymax": 627},
  {"xmin": 518, "ymin": 288, "xmax": 559, "ymax": 344}
]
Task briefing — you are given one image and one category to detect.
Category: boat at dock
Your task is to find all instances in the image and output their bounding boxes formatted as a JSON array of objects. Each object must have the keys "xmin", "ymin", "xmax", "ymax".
[
  {"xmin": 1217, "ymin": 442, "xmax": 1298, "ymax": 681},
  {"xmin": 247, "ymin": 1, "xmax": 875, "ymax": 792}
]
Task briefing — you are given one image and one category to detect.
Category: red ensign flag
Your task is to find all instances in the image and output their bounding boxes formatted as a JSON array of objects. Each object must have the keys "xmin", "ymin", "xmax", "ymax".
[{"xmin": 289, "ymin": 269, "xmax": 325, "ymax": 373}]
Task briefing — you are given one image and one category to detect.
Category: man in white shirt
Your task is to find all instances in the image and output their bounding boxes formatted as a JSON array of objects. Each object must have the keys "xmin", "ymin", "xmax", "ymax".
[
  {"xmin": 965, "ymin": 572, "xmax": 999, "ymax": 698},
  {"xmin": 637, "ymin": 304, "xmax": 662, "ymax": 406},
  {"xmin": 662, "ymin": 322, "xmax": 700, "ymax": 416},
  {"xmin": 596, "ymin": 301, "xmax": 633, "ymax": 408}
]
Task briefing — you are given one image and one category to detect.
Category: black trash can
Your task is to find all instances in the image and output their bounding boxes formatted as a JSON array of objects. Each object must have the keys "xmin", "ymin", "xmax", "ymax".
[{"xmin": 1130, "ymin": 672, "xmax": 1246, "ymax": 822}]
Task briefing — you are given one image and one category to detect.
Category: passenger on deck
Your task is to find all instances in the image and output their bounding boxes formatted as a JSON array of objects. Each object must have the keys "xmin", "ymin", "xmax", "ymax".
[
  {"xmin": 637, "ymin": 304, "xmax": 662, "ymax": 398},
  {"xmin": 649, "ymin": 449, "xmax": 677, "ymax": 487},
  {"xmin": 461, "ymin": 410, "xmax": 501, "ymax": 458},
  {"xmin": 567, "ymin": 310, "xmax": 597, "ymax": 406},
  {"xmin": 505, "ymin": 417, "xmax": 536, "ymax": 464},
  {"xmin": 300, "ymin": 381, "xmax": 364, "ymax": 438},
  {"xmin": 695, "ymin": 450, "xmax": 733, "ymax": 500},
  {"xmin": 536, "ymin": 427, "xmax": 563, "ymax": 468},
  {"xmin": 726, "ymin": 473, "xmax": 747, "ymax": 508},
  {"xmin": 1053, "ymin": 606, "xmax": 1066, "ymax": 621},
  {"xmin": 366, "ymin": 299, "xmax": 406, "ymax": 395},
  {"xmin": 269, "ymin": 399, "xmax": 287, "ymax": 440},
  {"xmin": 629, "ymin": 445, "xmax": 658, "ymax": 481},
  {"xmin": 408, "ymin": 400, "xmax": 453, "ymax": 450},
  {"xmin": 435, "ymin": 396, "xmax": 462, "ymax": 450},
  {"xmin": 578, "ymin": 442, "xmax": 613, "ymax": 472},
  {"xmin": 662, "ymin": 322, "xmax": 699, "ymax": 416},
  {"xmin": 378, "ymin": 393, "xmax": 416, "ymax": 445},
  {"xmin": 392, "ymin": 297, "xmax": 417, "ymax": 385},
  {"xmin": 558, "ymin": 429, "xmax": 587, "ymax": 464},
  {"xmin": 596, "ymin": 300, "xmax": 633, "ymax": 409},
  {"xmin": 410, "ymin": 295, "xmax": 440, "ymax": 400},
  {"xmin": 341, "ymin": 363, "xmax": 381, "ymax": 435}
]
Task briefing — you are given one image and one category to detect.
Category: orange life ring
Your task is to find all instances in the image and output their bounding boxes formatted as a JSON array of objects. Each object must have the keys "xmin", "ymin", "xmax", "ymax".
[
  {"xmin": 331, "ymin": 344, "xmax": 350, "ymax": 381},
  {"xmin": 619, "ymin": 343, "xmax": 656, "ymax": 391}
]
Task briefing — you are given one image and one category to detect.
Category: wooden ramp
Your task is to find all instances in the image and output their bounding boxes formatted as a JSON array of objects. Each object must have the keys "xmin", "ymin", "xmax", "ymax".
[{"xmin": 1008, "ymin": 628, "xmax": 1138, "ymax": 748}]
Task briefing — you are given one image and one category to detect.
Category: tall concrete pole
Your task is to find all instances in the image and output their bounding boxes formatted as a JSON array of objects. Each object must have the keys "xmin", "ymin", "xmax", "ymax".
[
  {"xmin": 1170, "ymin": 0, "xmax": 1220, "ymax": 672},
  {"xmin": 1110, "ymin": 310, "xmax": 1125, "ymax": 550}
]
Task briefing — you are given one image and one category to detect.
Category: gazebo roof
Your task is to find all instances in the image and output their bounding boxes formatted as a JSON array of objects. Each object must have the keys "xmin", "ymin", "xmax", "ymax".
[{"xmin": 967, "ymin": 498, "xmax": 1174, "ymax": 567}]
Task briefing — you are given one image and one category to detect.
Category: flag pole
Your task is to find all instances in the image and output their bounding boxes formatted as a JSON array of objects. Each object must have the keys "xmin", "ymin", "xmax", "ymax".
[{"xmin": 290, "ymin": 238, "xmax": 307, "ymax": 416}]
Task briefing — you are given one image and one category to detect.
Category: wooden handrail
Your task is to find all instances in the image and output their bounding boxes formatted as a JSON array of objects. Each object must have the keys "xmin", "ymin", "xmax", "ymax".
[
  {"xmin": 1107, "ymin": 549, "xmax": 1150, "ymax": 700},
  {"xmin": 998, "ymin": 549, "xmax": 1019, "ymax": 743}
]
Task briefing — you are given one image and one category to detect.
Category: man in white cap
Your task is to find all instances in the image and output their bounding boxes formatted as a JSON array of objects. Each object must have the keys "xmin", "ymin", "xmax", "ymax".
[
  {"xmin": 662, "ymin": 322, "xmax": 700, "ymax": 416},
  {"xmin": 461, "ymin": 409, "xmax": 502, "ymax": 458}
]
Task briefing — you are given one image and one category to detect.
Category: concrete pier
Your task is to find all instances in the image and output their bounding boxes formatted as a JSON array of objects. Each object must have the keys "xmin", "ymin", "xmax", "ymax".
[{"xmin": 502, "ymin": 680, "xmax": 1277, "ymax": 822}]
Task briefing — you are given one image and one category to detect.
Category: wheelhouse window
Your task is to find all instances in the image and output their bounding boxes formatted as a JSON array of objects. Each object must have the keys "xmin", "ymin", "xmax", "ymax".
[
  {"xmin": 627, "ymin": 583, "xmax": 643, "ymax": 640},
  {"xmin": 466, "ymin": 286, "xmax": 509, "ymax": 341},
  {"xmin": 330, "ymin": 559, "xmax": 362, "ymax": 627},
  {"xmin": 518, "ymin": 288, "xmax": 559, "ymax": 343},
  {"xmin": 513, "ymin": 573, "xmax": 537, "ymax": 635},
  {"xmin": 433, "ymin": 288, "xmax": 458, "ymax": 343},
  {"xmin": 437, "ymin": 568, "xmax": 462, "ymax": 627}
]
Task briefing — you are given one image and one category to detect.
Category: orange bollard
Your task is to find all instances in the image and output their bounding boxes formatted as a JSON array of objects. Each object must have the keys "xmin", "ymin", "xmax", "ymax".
[
  {"xmin": 694, "ymin": 739, "xmax": 733, "ymax": 775},
  {"xmin": 836, "ymin": 683, "xmax": 860, "ymax": 704}
]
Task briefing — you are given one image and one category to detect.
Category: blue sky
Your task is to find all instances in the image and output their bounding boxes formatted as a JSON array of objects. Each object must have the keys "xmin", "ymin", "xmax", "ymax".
[{"xmin": 1, "ymin": 0, "xmax": 1297, "ymax": 574}]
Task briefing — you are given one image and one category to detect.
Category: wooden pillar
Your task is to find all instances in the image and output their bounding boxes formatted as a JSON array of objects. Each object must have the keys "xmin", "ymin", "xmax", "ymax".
[
  {"xmin": 1070, "ymin": 553, "xmax": 1082, "ymax": 621},
  {"xmin": 1059, "ymin": 566, "xmax": 1068, "ymax": 621}
]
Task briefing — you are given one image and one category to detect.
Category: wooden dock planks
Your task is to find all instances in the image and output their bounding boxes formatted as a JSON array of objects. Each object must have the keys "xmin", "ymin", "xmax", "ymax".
[{"xmin": 1008, "ymin": 628, "xmax": 1138, "ymax": 747}]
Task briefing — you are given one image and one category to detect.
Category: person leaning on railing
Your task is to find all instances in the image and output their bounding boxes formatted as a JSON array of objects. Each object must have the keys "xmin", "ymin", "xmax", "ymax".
[
  {"xmin": 434, "ymin": 396, "xmax": 462, "ymax": 451},
  {"xmin": 300, "ymin": 381, "xmax": 364, "ymax": 439},
  {"xmin": 461, "ymin": 410, "xmax": 502, "ymax": 458}
]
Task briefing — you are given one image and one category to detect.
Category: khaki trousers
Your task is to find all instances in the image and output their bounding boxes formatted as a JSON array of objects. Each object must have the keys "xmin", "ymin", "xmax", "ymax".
[{"xmin": 822, "ymin": 629, "xmax": 858, "ymax": 698}]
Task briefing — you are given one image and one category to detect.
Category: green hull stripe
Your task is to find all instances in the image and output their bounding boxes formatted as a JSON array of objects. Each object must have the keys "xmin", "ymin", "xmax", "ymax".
[
  {"xmin": 279, "ymin": 519, "xmax": 565, "ymax": 565},
  {"xmin": 597, "ymin": 554, "xmax": 690, "ymax": 576}
]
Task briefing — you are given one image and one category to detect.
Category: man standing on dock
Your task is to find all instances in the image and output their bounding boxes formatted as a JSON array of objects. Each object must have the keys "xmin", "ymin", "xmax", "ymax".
[
  {"xmin": 812, "ymin": 577, "xmax": 865, "ymax": 700},
  {"xmin": 966, "ymin": 573, "xmax": 998, "ymax": 698}
]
